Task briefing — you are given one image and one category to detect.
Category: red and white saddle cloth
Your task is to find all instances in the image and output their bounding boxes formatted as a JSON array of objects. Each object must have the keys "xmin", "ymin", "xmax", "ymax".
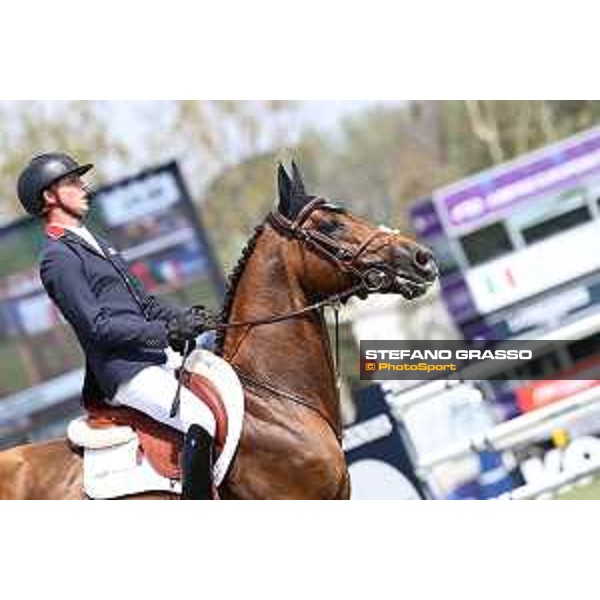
[{"xmin": 67, "ymin": 350, "xmax": 245, "ymax": 499}]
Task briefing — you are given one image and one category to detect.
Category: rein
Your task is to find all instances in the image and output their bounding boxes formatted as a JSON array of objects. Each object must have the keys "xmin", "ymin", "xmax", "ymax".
[{"xmin": 215, "ymin": 282, "xmax": 364, "ymax": 330}]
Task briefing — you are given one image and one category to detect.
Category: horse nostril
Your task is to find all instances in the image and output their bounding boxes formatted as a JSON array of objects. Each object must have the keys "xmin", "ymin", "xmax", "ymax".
[{"xmin": 414, "ymin": 249, "xmax": 433, "ymax": 268}]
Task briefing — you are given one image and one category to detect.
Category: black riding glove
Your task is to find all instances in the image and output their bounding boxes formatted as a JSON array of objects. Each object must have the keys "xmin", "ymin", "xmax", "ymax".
[
  {"xmin": 187, "ymin": 305, "xmax": 220, "ymax": 333},
  {"xmin": 166, "ymin": 306, "xmax": 219, "ymax": 354},
  {"xmin": 167, "ymin": 312, "xmax": 197, "ymax": 355}
]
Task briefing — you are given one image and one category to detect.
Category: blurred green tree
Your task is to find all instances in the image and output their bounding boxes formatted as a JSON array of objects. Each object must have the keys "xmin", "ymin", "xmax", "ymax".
[
  {"xmin": 145, "ymin": 100, "xmax": 301, "ymax": 199},
  {"xmin": 150, "ymin": 101, "xmax": 302, "ymax": 269},
  {"xmin": 442, "ymin": 100, "xmax": 600, "ymax": 177},
  {"xmin": 0, "ymin": 101, "xmax": 130, "ymax": 223},
  {"xmin": 292, "ymin": 101, "xmax": 447, "ymax": 227},
  {"xmin": 289, "ymin": 101, "xmax": 600, "ymax": 235}
]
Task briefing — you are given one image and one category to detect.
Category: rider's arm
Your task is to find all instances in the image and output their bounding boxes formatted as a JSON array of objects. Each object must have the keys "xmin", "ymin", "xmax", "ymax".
[
  {"xmin": 140, "ymin": 292, "xmax": 184, "ymax": 323},
  {"xmin": 109, "ymin": 251, "xmax": 185, "ymax": 323},
  {"xmin": 40, "ymin": 248, "xmax": 168, "ymax": 351}
]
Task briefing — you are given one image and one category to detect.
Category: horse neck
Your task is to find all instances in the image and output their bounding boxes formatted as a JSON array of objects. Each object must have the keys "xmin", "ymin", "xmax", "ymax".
[{"xmin": 221, "ymin": 226, "xmax": 340, "ymax": 431}]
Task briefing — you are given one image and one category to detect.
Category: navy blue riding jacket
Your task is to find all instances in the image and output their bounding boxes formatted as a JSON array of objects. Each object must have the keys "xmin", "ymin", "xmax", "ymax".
[{"xmin": 39, "ymin": 224, "xmax": 184, "ymax": 401}]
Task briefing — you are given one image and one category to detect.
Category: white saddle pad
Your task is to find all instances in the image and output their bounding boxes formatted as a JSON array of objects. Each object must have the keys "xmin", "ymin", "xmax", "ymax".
[
  {"xmin": 70, "ymin": 350, "xmax": 245, "ymax": 499},
  {"xmin": 82, "ymin": 437, "xmax": 182, "ymax": 499}
]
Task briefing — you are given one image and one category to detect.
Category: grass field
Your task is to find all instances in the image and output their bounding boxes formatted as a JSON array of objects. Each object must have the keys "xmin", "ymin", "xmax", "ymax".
[{"xmin": 556, "ymin": 476, "xmax": 600, "ymax": 499}]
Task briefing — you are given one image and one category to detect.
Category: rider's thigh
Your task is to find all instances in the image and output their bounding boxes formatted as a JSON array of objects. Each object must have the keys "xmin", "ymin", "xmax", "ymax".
[{"xmin": 111, "ymin": 365, "xmax": 216, "ymax": 436}]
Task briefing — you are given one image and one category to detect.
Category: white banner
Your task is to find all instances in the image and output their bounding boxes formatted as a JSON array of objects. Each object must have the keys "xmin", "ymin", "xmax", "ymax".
[
  {"xmin": 97, "ymin": 171, "xmax": 180, "ymax": 227},
  {"xmin": 16, "ymin": 294, "xmax": 56, "ymax": 335},
  {"xmin": 466, "ymin": 221, "xmax": 600, "ymax": 314}
]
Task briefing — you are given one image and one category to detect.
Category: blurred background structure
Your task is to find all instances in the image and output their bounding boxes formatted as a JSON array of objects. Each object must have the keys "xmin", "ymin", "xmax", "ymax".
[{"xmin": 3, "ymin": 100, "xmax": 600, "ymax": 499}]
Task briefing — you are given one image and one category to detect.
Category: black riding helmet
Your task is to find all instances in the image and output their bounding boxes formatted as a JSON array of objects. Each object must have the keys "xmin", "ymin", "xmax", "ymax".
[{"xmin": 17, "ymin": 153, "xmax": 94, "ymax": 216}]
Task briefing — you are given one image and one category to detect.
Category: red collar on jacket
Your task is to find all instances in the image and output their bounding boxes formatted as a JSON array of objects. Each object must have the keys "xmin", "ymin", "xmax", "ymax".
[{"xmin": 45, "ymin": 223, "xmax": 66, "ymax": 240}]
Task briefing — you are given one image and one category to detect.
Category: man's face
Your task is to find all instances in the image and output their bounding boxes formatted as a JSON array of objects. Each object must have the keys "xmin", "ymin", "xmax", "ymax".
[{"xmin": 45, "ymin": 173, "xmax": 90, "ymax": 218}]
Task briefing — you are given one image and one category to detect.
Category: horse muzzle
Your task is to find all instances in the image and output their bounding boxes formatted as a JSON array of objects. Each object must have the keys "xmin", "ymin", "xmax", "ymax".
[{"xmin": 391, "ymin": 246, "xmax": 439, "ymax": 299}]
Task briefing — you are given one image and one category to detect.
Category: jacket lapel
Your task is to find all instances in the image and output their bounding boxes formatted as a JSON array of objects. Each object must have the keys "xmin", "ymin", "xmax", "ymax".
[
  {"xmin": 61, "ymin": 230, "xmax": 107, "ymax": 260},
  {"xmin": 94, "ymin": 235, "xmax": 120, "ymax": 259},
  {"xmin": 46, "ymin": 224, "xmax": 146, "ymax": 311},
  {"xmin": 93, "ymin": 235, "xmax": 147, "ymax": 312}
]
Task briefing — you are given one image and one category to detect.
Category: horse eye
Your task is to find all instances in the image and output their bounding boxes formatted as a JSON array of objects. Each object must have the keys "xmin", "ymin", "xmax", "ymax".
[
  {"xmin": 317, "ymin": 220, "xmax": 342, "ymax": 237},
  {"xmin": 321, "ymin": 202, "xmax": 347, "ymax": 214}
]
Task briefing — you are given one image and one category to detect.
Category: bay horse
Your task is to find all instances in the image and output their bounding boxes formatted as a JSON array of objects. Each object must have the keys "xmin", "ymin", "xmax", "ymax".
[{"xmin": 0, "ymin": 163, "xmax": 437, "ymax": 499}]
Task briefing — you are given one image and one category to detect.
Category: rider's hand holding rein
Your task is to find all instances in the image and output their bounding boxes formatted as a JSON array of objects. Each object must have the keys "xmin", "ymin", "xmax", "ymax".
[{"xmin": 166, "ymin": 305, "xmax": 218, "ymax": 354}]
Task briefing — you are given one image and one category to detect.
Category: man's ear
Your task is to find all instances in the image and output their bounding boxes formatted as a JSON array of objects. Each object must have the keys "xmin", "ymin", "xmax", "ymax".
[{"xmin": 42, "ymin": 188, "xmax": 57, "ymax": 210}]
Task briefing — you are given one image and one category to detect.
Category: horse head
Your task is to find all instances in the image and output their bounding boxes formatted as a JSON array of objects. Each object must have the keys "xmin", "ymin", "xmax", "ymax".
[{"xmin": 270, "ymin": 162, "xmax": 438, "ymax": 302}]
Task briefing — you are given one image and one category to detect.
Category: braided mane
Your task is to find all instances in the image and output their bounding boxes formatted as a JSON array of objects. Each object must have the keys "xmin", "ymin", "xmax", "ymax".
[{"xmin": 214, "ymin": 222, "xmax": 266, "ymax": 355}]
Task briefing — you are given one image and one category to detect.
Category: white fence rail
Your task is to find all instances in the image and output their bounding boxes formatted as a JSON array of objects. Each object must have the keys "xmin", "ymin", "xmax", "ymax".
[{"xmin": 416, "ymin": 386, "xmax": 600, "ymax": 472}]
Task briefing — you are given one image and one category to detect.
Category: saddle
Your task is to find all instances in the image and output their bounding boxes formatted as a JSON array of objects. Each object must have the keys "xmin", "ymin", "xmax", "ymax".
[
  {"xmin": 84, "ymin": 372, "xmax": 227, "ymax": 480},
  {"xmin": 68, "ymin": 350, "xmax": 245, "ymax": 498}
]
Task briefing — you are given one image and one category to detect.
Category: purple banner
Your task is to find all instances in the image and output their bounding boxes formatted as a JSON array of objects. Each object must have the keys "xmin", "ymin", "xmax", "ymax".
[
  {"xmin": 439, "ymin": 272, "xmax": 478, "ymax": 324},
  {"xmin": 435, "ymin": 128, "xmax": 600, "ymax": 230},
  {"xmin": 409, "ymin": 198, "xmax": 443, "ymax": 239}
]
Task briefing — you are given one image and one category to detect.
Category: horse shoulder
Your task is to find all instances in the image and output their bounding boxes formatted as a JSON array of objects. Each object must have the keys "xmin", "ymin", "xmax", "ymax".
[{"xmin": 225, "ymin": 406, "xmax": 348, "ymax": 499}]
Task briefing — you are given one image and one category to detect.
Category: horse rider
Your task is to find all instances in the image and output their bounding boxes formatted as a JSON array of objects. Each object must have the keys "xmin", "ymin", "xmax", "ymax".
[{"xmin": 17, "ymin": 153, "xmax": 219, "ymax": 500}]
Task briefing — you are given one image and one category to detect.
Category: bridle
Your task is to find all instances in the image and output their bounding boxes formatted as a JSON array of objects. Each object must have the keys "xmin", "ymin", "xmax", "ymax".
[
  {"xmin": 216, "ymin": 196, "xmax": 395, "ymax": 332},
  {"xmin": 269, "ymin": 196, "xmax": 397, "ymax": 297}
]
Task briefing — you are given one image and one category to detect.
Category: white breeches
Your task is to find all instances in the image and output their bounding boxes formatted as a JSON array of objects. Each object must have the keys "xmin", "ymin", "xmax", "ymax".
[{"xmin": 110, "ymin": 349, "xmax": 216, "ymax": 437}]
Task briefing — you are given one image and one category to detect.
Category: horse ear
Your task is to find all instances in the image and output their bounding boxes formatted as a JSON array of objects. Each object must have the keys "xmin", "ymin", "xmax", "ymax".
[
  {"xmin": 278, "ymin": 162, "xmax": 308, "ymax": 219},
  {"xmin": 278, "ymin": 163, "xmax": 292, "ymax": 213},
  {"xmin": 290, "ymin": 160, "xmax": 306, "ymax": 198}
]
